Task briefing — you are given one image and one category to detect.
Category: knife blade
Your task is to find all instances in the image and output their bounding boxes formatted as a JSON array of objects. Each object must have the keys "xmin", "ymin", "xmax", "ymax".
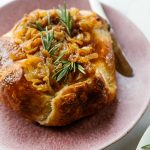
[{"xmin": 89, "ymin": 0, "xmax": 134, "ymax": 77}]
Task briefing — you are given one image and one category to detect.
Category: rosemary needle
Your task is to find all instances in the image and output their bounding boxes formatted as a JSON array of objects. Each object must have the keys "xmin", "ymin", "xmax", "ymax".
[
  {"xmin": 58, "ymin": 4, "xmax": 73, "ymax": 36},
  {"xmin": 29, "ymin": 21, "xmax": 45, "ymax": 31},
  {"xmin": 53, "ymin": 61, "xmax": 85, "ymax": 82},
  {"xmin": 41, "ymin": 27, "xmax": 54, "ymax": 51},
  {"xmin": 49, "ymin": 43, "xmax": 62, "ymax": 55}
]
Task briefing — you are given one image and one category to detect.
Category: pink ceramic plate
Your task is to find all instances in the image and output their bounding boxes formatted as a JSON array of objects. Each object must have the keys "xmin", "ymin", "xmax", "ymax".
[{"xmin": 0, "ymin": 0, "xmax": 150, "ymax": 150}]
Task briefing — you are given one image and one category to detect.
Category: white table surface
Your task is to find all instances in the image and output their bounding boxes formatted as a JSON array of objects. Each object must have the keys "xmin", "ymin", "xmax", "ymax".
[{"xmin": 0, "ymin": 0, "xmax": 150, "ymax": 150}]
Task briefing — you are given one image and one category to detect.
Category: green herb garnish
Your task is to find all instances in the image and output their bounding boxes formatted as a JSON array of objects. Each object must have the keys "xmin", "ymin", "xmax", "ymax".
[
  {"xmin": 58, "ymin": 4, "xmax": 73, "ymax": 36},
  {"xmin": 41, "ymin": 26, "xmax": 54, "ymax": 51},
  {"xmin": 54, "ymin": 50, "xmax": 66, "ymax": 64},
  {"xmin": 53, "ymin": 61, "xmax": 85, "ymax": 82},
  {"xmin": 142, "ymin": 144, "xmax": 150, "ymax": 150},
  {"xmin": 77, "ymin": 63, "xmax": 86, "ymax": 74},
  {"xmin": 29, "ymin": 21, "xmax": 45, "ymax": 31},
  {"xmin": 41, "ymin": 26, "xmax": 62, "ymax": 56},
  {"xmin": 33, "ymin": 6, "xmax": 84, "ymax": 82},
  {"xmin": 49, "ymin": 43, "xmax": 62, "ymax": 55}
]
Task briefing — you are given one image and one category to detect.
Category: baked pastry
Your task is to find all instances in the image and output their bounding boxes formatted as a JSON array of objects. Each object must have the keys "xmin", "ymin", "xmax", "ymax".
[{"xmin": 0, "ymin": 6, "xmax": 117, "ymax": 126}]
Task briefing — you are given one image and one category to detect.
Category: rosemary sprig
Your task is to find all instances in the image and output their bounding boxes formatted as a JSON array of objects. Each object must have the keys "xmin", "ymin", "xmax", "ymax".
[
  {"xmin": 142, "ymin": 144, "xmax": 150, "ymax": 150},
  {"xmin": 54, "ymin": 50, "xmax": 66, "ymax": 64},
  {"xmin": 40, "ymin": 27, "xmax": 62, "ymax": 56},
  {"xmin": 49, "ymin": 43, "xmax": 62, "ymax": 55},
  {"xmin": 41, "ymin": 27, "xmax": 54, "ymax": 51},
  {"xmin": 53, "ymin": 61, "xmax": 85, "ymax": 82},
  {"xmin": 58, "ymin": 4, "xmax": 73, "ymax": 36},
  {"xmin": 29, "ymin": 21, "xmax": 45, "ymax": 31}
]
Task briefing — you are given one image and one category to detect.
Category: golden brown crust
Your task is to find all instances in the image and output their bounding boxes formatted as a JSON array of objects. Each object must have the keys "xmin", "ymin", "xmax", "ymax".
[
  {"xmin": 42, "ymin": 77, "xmax": 109, "ymax": 126},
  {"xmin": 0, "ymin": 9, "xmax": 117, "ymax": 126},
  {"xmin": 0, "ymin": 38, "xmax": 52, "ymax": 122}
]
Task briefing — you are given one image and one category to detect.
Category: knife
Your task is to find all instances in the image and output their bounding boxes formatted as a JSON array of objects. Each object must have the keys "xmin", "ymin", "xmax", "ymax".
[{"xmin": 89, "ymin": 0, "xmax": 134, "ymax": 77}]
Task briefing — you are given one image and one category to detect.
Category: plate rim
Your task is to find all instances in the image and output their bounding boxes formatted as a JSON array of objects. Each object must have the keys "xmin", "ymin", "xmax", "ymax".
[{"xmin": 0, "ymin": 0, "xmax": 150, "ymax": 149}]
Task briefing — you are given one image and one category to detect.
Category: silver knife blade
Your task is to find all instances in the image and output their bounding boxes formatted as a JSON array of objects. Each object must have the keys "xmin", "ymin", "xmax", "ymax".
[
  {"xmin": 89, "ymin": 0, "xmax": 134, "ymax": 77},
  {"xmin": 111, "ymin": 33, "xmax": 134, "ymax": 77}
]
